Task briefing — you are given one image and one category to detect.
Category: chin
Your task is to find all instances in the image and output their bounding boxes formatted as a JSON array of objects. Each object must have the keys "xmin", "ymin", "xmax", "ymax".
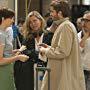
[{"xmin": 34, "ymin": 29, "xmax": 39, "ymax": 31}]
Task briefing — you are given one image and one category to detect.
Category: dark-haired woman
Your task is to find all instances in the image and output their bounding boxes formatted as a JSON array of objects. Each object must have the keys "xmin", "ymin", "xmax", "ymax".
[{"xmin": 0, "ymin": 8, "xmax": 29, "ymax": 90}]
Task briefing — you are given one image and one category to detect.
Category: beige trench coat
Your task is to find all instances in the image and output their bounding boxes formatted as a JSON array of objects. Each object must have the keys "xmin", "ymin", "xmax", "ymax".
[{"xmin": 41, "ymin": 19, "xmax": 86, "ymax": 90}]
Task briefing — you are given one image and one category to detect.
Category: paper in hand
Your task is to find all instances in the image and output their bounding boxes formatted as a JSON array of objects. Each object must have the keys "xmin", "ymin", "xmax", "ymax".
[{"xmin": 15, "ymin": 45, "xmax": 27, "ymax": 55}]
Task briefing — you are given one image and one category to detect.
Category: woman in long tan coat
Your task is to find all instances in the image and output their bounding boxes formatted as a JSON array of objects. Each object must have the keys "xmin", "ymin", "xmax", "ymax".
[{"xmin": 39, "ymin": 1, "xmax": 86, "ymax": 90}]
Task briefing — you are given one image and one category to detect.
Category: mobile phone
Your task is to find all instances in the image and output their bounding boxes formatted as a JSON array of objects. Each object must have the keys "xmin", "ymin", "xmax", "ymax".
[{"xmin": 39, "ymin": 43, "xmax": 47, "ymax": 48}]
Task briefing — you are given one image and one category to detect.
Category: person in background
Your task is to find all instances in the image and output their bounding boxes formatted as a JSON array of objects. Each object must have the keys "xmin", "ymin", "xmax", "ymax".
[
  {"xmin": 77, "ymin": 17, "xmax": 84, "ymax": 43},
  {"xmin": 76, "ymin": 17, "xmax": 83, "ymax": 33},
  {"xmin": 18, "ymin": 18, "xmax": 25, "ymax": 27},
  {"xmin": 79, "ymin": 11, "xmax": 90, "ymax": 90},
  {"xmin": 18, "ymin": 18, "xmax": 25, "ymax": 36},
  {"xmin": 39, "ymin": 1, "xmax": 86, "ymax": 90},
  {"xmin": 0, "ymin": 8, "xmax": 29, "ymax": 90},
  {"xmin": 44, "ymin": 12, "xmax": 53, "ymax": 31},
  {"xmin": 17, "ymin": 18, "xmax": 25, "ymax": 46},
  {"xmin": 12, "ymin": 22, "xmax": 20, "ymax": 49}
]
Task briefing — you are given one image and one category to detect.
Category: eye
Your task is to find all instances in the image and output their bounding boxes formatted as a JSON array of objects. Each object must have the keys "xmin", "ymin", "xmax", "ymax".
[
  {"xmin": 81, "ymin": 18, "xmax": 90, "ymax": 22},
  {"xmin": 33, "ymin": 20, "xmax": 37, "ymax": 22}
]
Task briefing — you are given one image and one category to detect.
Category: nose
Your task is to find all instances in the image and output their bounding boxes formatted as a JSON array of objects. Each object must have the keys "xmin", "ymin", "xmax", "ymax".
[{"xmin": 30, "ymin": 21, "xmax": 36, "ymax": 26}]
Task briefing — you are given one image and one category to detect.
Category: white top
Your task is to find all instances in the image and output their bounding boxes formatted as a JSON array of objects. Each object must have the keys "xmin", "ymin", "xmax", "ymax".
[
  {"xmin": 35, "ymin": 34, "xmax": 47, "ymax": 62},
  {"xmin": 6, "ymin": 26, "xmax": 13, "ymax": 43},
  {"xmin": 83, "ymin": 37, "xmax": 90, "ymax": 70},
  {"xmin": 78, "ymin": 31, "xmax": 82, "ymax": 42},
  {"xmin": 78, "ymin": 31, "xmax": 90, "ymax": 70}
]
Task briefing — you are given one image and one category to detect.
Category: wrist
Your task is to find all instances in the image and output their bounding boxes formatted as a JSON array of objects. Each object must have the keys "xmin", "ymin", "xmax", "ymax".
[{"xmin": 14, "ymin": 55, "xmax": 19, "ymax": 61}]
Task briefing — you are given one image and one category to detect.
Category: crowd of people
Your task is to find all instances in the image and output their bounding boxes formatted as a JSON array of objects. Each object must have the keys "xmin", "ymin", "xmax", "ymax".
[{"xmin": 0, "ymin": 0, "xmax": 90, "ymax": 90}]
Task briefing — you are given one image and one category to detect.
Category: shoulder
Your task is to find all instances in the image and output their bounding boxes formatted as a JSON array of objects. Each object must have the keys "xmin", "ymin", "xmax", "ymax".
[{"xmin": 60, "ymin": 20, "xmax": 77, "ymax": 34}]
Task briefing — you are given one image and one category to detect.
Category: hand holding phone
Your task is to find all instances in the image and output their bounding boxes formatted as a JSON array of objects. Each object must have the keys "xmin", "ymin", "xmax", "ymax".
[{"xmin": 39, "ymin": 43, "xmax": 48, "ymax": 48}]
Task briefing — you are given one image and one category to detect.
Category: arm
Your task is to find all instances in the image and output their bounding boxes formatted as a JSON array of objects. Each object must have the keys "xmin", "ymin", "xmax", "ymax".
[
  {"xmin": 40, "ymin": 24, "xmax": 73, "ymax": 60},
  {"xmin": 0, "ymin": 44, "xmax": 29, "ymax": 65},
  {"xmin": 0, "ymin": 44, "xmax": 17, "ymax": 65},
  {"xmin": 0, "ymin": 56, "xmax": 18, "ymax": 65}
]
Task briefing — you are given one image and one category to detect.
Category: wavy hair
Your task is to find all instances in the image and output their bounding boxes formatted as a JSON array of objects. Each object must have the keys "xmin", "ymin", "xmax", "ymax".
[{"xmin": 24, "ymin": 11, "xmax": 46, "ymax": 39}]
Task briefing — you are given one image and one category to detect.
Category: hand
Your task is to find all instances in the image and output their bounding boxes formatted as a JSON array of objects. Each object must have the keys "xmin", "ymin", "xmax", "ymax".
[
  {"xmin": 14, "ymin": 45, "xmax": 27, "ymax": 55},
  {"xmin": 18, "ymin": 54, "xmax": 29, "ymax": 62},
  {"xmin": 39, "ymin": 47, "xmax": 46, "ymax": 56},
  {"xmin": 38, "ymin": 43, "xmax": 48, "ymax": 48},
  {"xmin": 19, "ymin": 45, "xmax": 27, "ymax": 52}
]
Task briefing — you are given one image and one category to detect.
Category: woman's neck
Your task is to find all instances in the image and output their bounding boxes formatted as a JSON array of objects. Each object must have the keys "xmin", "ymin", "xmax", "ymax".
[
  {"xmin": 0, "ymin": 24, "xmax": 7, "ymax": 30},
  {"xmin": 35, "ymin": 35, "xmax": 40, "ymax": 42}
]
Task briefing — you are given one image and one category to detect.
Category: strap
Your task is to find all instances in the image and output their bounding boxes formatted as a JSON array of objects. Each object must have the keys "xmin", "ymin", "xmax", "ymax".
[{"xmin": 17, "ymin": 36, "xmax": 21, "ymax": 48}]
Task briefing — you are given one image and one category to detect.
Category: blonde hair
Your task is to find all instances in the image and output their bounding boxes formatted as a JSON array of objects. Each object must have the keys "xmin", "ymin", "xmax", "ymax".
[{"xmin": 24, "ymin": 11, "xmax": 46, "ymax": 39}]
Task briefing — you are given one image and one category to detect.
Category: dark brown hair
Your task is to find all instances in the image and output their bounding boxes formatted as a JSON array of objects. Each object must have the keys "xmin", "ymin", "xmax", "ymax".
[
  {"xmin": 50, "ymin": 1, "xmax": 71, "ymax": 18},
  {"xmin": 0, "ymin": 8, "xmax": 15, "ymax": 24}
]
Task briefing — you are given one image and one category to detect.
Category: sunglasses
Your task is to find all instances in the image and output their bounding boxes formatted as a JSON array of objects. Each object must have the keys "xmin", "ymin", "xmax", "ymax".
[{"xmin": 81, "ymin": 18, "xmax": 90, "ymax": 22}]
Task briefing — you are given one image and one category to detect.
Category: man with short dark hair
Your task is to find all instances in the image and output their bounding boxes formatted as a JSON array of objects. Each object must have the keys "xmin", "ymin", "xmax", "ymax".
[{"xmin": 39, "ymin": 1, "xmax": 86, "ymax": 90}]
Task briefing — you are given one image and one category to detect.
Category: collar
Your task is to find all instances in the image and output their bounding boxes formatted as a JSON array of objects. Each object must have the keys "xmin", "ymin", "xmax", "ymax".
[{"xmin": 53, "ymin": 17, "xmax": 69, "ymax": 26}]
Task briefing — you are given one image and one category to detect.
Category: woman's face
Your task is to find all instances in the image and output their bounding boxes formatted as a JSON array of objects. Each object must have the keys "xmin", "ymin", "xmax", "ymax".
[
  {"xmin": 29, "ymin": 16, "xmax": 42, "ymax": 31},
  {"xmin": 4, "ymin": 17, "xmax": 14, "ymax": 28}
]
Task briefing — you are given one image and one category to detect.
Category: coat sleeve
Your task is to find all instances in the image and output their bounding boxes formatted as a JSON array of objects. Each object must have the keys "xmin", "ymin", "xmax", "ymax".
[{"xmin": 46, "ymin": 24, "xmax": 74, "ymax": 60}]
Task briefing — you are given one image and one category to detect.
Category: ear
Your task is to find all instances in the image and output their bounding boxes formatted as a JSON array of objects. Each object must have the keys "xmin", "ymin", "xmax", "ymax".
[
  {"xmin": 2, "ymin": 17, "xmax": 4, "ymax": 21},
  {"xmin": 58, "ymin": 11, "xmax": 62, "ymax": 16},
  {"xmin": 58, "ymin": 11, "xmax": 63, "ymax": 18}
]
